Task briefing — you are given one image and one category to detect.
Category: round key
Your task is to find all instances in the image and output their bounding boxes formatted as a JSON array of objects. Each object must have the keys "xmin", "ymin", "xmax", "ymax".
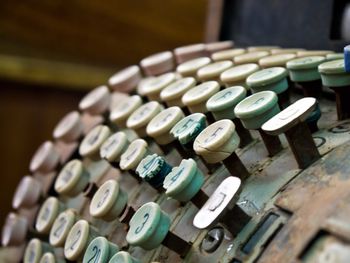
[
  {"xmin": 258, "ymin": 53, "xmax": 296, "ymax": 68},
  {"xmin": 345, "ymin": 45, "xmax": 350, "ymax": 72},
  {"xmin": 126, "ymin": 202, "xmax": 191, "ymax": 257},
  {"xmin": 262, "ymin": 97, "xmax": 320, "ymax": 168},
  {"xmin": 297, "ymin": 50, "xmax": 334, "ymax": 58},
  {"xmin": 182, "ymin": 81, "xmax": 220, "ymax": 122},
  {"xmin": 24, "ymin": 238, "xmax": 53, "ymax": 263},
  {"xmin": 176, "ymin": 57, "xmax": 211, "ymax": 79},
  {"xmin": 247, "ymin": 67, "xmax": 290, "ymax": 108},
  {"xmin": 146, "ymin": 106, "xmax": 185, "ymax": 145},
  {"xmin": 90, "ymin": 179, "xmax": 128, "ymax": 221},
  {"xmin": 79, "ymin": 125, "xmax": 111, "ymax": 159},
  {"xmin": 206, "ymin": 86, "xmax": 253, "ymax": 147},
  {"xmin": 247, "ymin": 46, "xmax": 280, "ymax": 52},
  {"xmin": 220, "ymin": 63, "xmax": 260, "ymax": 89},
  {"xmin": 109, "ymin": 251, "xmax": 140, "ymax": 263},
  {"xmin": 12, "ymin": 175, "xmax": 42, "ymax": 209},
  {"xmin": 1, "ymin": 212, "xmax": 28, "ymax": 246},
  {"xmin": 211, "ymin": 48, "xmax": 246, "ymax": 62},
  {"xmin": 136, "ymin": 154, "xmax": 172, "ymax": 191},
  {"xmin": 140, "ymin": 51, "xmax": 174, "ymax": 76},
  {"xmin": 35, "ymin": 197, "xmax": 64, "ymax": 234},
  {"xmin": 197, "ymin": 61, "xmax": 233, "ymax": 83},
  {"xmin": 205, "ymin": 40, "xmax": 234, "ymax": 54},
  {"xmin": 234, "ymin": 91, "xmax": 283, "ymax": 157},
  {"xmin": 49, "ymin": 209, "xmax": 77, "ymax": 247},
  {"xmin": 39, "ymin": 252, "xmax": 65, "ymax": 263},
  {"xmin": 137, "ymin": 72, "xmax": 176, "ymax": 101},
  {"xmin": 54, "ymin": 159, "xmax": 90, "ymax": 197},
  {"xmin": 234, "ymin": 51, "xmax": 269, "ymax": 65},
  {"xmin": 193, "ymin": 176, "xmax": 250, "ymax": 234},
  {"xmin": 119, "ymin": 139, "xmax": 150, "ymax": 172},
  {"xmin": 126, "ymin": 101, "xmax": 162, "ymax": 137},
  {"xmin": 53, "ymin": 111, "xmax": 83, "ymax": 142},
  {"xmin": 319, "ymin": 59, "xmax": 350, "ymax": 120},
  {"xmin": 270, "ymin": 48, "xmax": 305, "ymax": 55},
  {"xmin": 30, "ymin": 141, "xmax": 60, "ymax": 173},
  {"xmin": 108, "ymin": 66, "xmax": 142, "ymax": 93},
  {"xmin": 64, "ymin": 220, "xmax": 98, "ymax": 261},
  {"xmin": 160, "ymin": 77, "xmax": 196, "ymax": 108},
  {"xmin": 83, "ymin": 236, "xmax": 119, "ymax": 263},
  {"xmin": 287, "ymin": 56, "xmax": 326, "ymax": 98},
  {"xmin": 326, "ymin": 53, "xmax": 344, "ymax": 61},
  {"xmin": 194, "ymin": 120, "xmax": 249, "ymax": 180},
  {"xmin": 100, "ymin": 132, "xmax": 129, "ymax": 164},
  {"xmin": 109, "ymin": 95, "xmax": 142, "ymax": 128},
  {"xmin": 79, "ymin": 85, "xmax": 110, "ymax": 115},
  {"xmin": 174, "ymin": 43, "xmax": 207, "ymax": 64},
  {"xmin": 163, "ymin": 158, "xmax": 207, "ymax": 207}
]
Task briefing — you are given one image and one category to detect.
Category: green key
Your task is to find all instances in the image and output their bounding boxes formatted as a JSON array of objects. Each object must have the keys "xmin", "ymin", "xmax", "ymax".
[
  {"xmin": 318, "ymin": 59, "xmax": 350, "ymax": 87},
  {"xmin": 108, "ymin": 251, "xmax": 139, "ymax": 263},
  {"xmin": 287, "ymin": 56, "xmax": 326, "ymax": 82},
  {"xmin": 326, "ymin": 53, "xmax": 344, "ymax": 61},
  {"xmin": 83, "ymin": 237, "xmax": 119, "ymax": 263}
]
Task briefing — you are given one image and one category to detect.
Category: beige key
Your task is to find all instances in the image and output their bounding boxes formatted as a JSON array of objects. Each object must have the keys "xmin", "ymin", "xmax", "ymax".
[
  {"xmin": 108, "ymin": 65, "xmax": 142, "ymax": 93},
  {"xmin": 100, "ymin": 131, "xmax": 129, "ymax": 164},
  {"xmin": 174, "ymin": 43, "xmax": 207, "ymax": 64},
  {"xmin": 234, "ymin": 51, "xmax": 269, "ymax": 65},
  {"xmin": 220, "ymin": 63, "xmax": 260, "ymax": 89},
  {"xmin": 53, "ymin": 111, "xmax": 83, "ymax": 142},
  {"xmin": 271, "ymin": 48, "xmax": 305, "ymax": 54},
  {"xmin": 137, "ymin": 72, "xmax": 176, "ymax": 101},
  {"xmin": 126, "ymin": 101, "xmax": 162, "ymax": 137},
  {"xmin": 79, "ymin": 86, "xmax": 111, "ymax": 115},
  {"xmin": 247, "ymin": 46, "xmax": 280, "ymax": 52},
  {"xmin": 258, "ymin": 53, "xmax": 296, "ymax": 68},
  {"xmin": 205, "ymin": 40, "xmax": 234, "ymax": 54},
  {"xmin": 140, "ymin": 51, "xmax": 175, "ymax": 76},
  {"xmin": 262, "ymin": 97, "xmax": 320, "ymax": 168},
  {"xmin": 296, "ymin": 50, "xmax": 334, "ymax": 58},
  {"xmin": 1, "ymin": 212, "xmax": 28, "ymax": 246},
  {"xmin": 197, "ymin": 60, "xmax": 233, "ymax": 83},
  {"xmin": 24, "ymin": 238, "xmax": 53, "ymax": 263},
  {"xmin": 211, "ymin": 48, "xmax": 246, "ymax": 62},
  {"xmin": 176, "ymin": 57, "xmax": 211, "ymax": 80},
  {"xmin": 49, "ymin": 209, "xmax": 77, "ymax": 247},
  {"xmin": 30, "ymin": 141, "xmax": 60, "ymax": 174},
  {"xmin": 35, "ymin": 197, "xmax": 65, "ymax": 234},
  {"xmin": 39, "ymin": 252, "xmax": 65, "ymax": 263},
  {"xmin": 160, "ymin": 77, "xmax": 196, "ymax": 108},
  {"xmin": 109, "ymin": 95, "xmax": 142, "ymax": 128},
  {"xmin": 12, "ymin": 176, "xmax": 42, "ymax": 209},
  {"xmin": 119, "ymin": 139, "xmax": 150, "ymax": 172},
  {"xmin": 54, "ymin": 159, "xmax": 90, "ymax": 197},
  {"xmin": 79, "ymin": 125, "xmax": 111, "ymax": 159}
]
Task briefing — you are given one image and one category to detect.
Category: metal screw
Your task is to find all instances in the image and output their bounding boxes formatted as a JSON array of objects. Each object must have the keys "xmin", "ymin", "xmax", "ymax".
[{"xmin": 201, "ymin": 227, "xmax": 225, "ymax": 253}]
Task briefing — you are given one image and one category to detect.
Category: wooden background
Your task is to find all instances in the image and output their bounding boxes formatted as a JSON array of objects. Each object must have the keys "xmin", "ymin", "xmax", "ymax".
[{"xmin": 0, "ymin": 0, "xmax": 209, "ymax": 227}]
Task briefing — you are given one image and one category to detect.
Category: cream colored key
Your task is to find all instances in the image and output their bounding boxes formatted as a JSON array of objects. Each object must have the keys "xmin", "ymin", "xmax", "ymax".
[
  {"xmin": 146, "ymin": 106, "xmax": 185, "ymax": 145},
  {"xmin": 297, "ymin": 50, "xmax": 334, "ymax": 58},
  {"xmin": 49, "ymin": 209, "xmax": 77, "ymax": 247},
  {"xmin": 79, "ymin": 86, "xmax": 111, "ymax": 115},
  {"xmin": 258, "ymin": 53, "xmax": 296, "ymax": 68},
  {"xmin": 54, "ymin": 159, "xmax": 90, "ymax": 197},
  {"xmin": 100, "ymin": 131, "xmax": 129, "ymax": 164},
  {"xmin": 262, "ymin": 97, "xmax": 320, "ymax": 168},
  {"xmin": 160, "ymin": 77, "xmax": 196, "ymax": 108},
  {"xmin": 193, "ymin": 119, "xmax": 249, "ymax": 180},
  {"xmin": 79, "ymin": 125, "xmax": 111, "ymax": 159},
  {"xmin": 119, "ymin": 139, "xmax": 150, "ymax": 172},
  {"xmin": 108, "ymin": 66, "xmax": 142, "ymax": 93},
  {"xmin": 247, "ymin": 46, "xmax": 280, "ymax": 52},
  {"xmin": 64, "ymin": 220, "xmax": 98, "ymax": 261},
  {"xmin": 137, "ymin": 72, "xmax": 176, "ymax": 101},
  {"xmin": 109, "ymin": 251, "xmax": 140, "ymax": 263},
  {"xmin": 271, "ymin": 48, "xmax": 305, "ymax": 54},
  {"xmin": 12, "ymin": 176, "xmax": 42, "ymax": 209},
  {"xmin": 35, "ymin": 197, "xmax": 65, "ymax": 234},
  {"xmin": 1, "ymin": 212, "xmax": 28, "ymax": 246},
  {"xmin": 24, "ymin": 238, "xmax": 53, "ymax": 263},
  {"xmin": 176, "ymin": 57, "xmax": 211, "ymax": 79},
  {"xmin": 89, "ymin": 179, "xmax": 128, "ymax": 221},
  {"xmin": 40, "ymin": 252, "xmax": 65, "ymax": 263},
  {"xmin": 140, "ymin": 51, "xmax": 175, "ymax": 76},
  {"xmin": 234, "ymin": 51, "xmax": 269, "ymax": 65},
  {"xmin": 182, "ymin": 81, "xmax": 220, "ymax": 115},
  {"xmin": 205, "ymin": 40, "xmax": 234, "ymax": 54},
  {"xmin": 211, "ymin": 48, "xmax": 246, "ymax": 61},
  {"xmin": 126, "ymin": 101, "xmax": 162, "ymax": 137},
  {"xmin": 53, "ymin": 111, "xmax": 83, "ymax": 142},
  {"xmin": 197, "ymin": 60, "xmax": 233, "ymax": 83},
  {"xmin": 30, "ymin": 141, "xmax": 60, "ymax": 173},
  {"xmin": 109, "ymin": 95, "xmax": 142, "ymax": 128},
  {"xmin": 174, "ymin": 43, "xmax": 207, "ymax": 64},
  {"xmin": 220, "ymin": 63, "xmax": 260, "ymax": 89}
]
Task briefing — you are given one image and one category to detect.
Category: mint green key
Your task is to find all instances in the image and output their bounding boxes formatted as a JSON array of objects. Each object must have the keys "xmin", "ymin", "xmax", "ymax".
[{"xmin": 83, "ymin": 237, "xmax": 119, "ymax": 263}]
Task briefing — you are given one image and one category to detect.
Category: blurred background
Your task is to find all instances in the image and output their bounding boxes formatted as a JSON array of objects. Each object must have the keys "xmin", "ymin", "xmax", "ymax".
[{"xmin": 0, "ymin": 0, "xmax": 213, "ymax": 226}]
